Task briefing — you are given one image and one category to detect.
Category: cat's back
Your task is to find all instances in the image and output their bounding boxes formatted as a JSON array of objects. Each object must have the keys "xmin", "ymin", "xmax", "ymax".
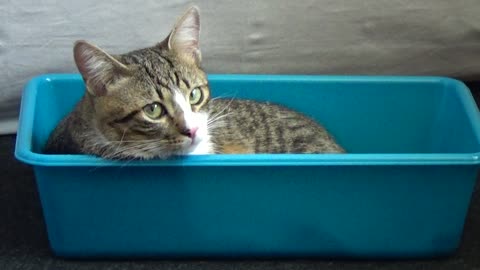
[{"xmin": 208, "ymin": 99, "xmax": 344, "ymax": 154}]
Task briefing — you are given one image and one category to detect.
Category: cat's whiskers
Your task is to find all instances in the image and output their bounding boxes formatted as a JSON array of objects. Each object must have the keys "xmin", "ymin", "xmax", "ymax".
[
  {"xmin": 118, "ymin": 155, "xmax": 140, "ymax": 168},
  {"xmin": 137, "ymin": 144, "xmax": 170, "ymax": 156},
  {"xmin": 209, "ymin": 97, "xmax": 235, "ymax": 121},
  {"xmin": 104, "ymin": 141, "xmax": 163, "ymax": 160},
  {"xmin": 209, "ymin": 92, "xmax": 237, "ymax": 102},
  {"xmin": 103, "ymin": 136, "xmax": 190, "ymax": 160},
  {"xmin": 207, "ymin": 122, "xmax": 227, "ymax": 134},
  {"xmin": 206, "ymin": 98, "xmax": 235, "ymax": 131},
  {"xmin": 207, "ymin": 112, "xmax": 232, "ymax": 125},
  {"xmin": 112, "ymin": 129, "xmax": 127, "ymax": 155}
]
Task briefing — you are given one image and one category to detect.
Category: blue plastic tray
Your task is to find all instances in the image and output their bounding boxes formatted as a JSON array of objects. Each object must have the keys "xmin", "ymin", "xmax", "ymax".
[{"xmin": 15, "ymin": 74, "xmax": 480, "ymax": 258}]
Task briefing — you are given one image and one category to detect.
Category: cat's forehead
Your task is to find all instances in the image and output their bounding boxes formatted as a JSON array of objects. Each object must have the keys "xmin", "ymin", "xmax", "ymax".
[{"xmin": 120, "ymin": 47, "xmax": 207, "ymax": 88}]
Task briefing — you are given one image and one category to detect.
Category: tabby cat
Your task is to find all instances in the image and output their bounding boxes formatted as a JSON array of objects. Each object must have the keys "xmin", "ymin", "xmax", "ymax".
[{"xmin": 44, "ymin": 6, "xmax": 344, "ymax": 160}]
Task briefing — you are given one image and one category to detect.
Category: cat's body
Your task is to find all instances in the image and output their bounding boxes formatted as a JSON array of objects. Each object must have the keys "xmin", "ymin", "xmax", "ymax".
[
  {"xmin": 44, "ymin": 6, "xmax": 344, "ymax": 159},
  {"xmin": 208, "ymin": 99, "xmax": 343, "ymax": 154}
]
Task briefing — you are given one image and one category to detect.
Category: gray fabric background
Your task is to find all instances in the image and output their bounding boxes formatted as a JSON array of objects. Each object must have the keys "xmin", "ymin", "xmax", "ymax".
[{"xmin": 1, "ymin": 0, "xmax": 480, "ymax": 134}]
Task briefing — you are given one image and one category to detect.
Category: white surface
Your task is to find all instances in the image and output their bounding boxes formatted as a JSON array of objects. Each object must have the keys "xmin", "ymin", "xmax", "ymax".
[{"xmin": 2, "ymin": 0, "xmax": 480, "ymax": 134}]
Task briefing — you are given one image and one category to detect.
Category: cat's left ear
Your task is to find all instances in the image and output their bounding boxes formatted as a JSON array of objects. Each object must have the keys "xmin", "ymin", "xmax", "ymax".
[{"xmin": 167, "ymin": 6, "xmax": 201, "ymax": 65}]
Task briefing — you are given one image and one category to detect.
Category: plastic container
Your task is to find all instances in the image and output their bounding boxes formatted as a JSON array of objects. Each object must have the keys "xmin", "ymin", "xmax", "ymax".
[{"xmin": 15, "ymin": 74, "xmax": 480, "ymax": 259}]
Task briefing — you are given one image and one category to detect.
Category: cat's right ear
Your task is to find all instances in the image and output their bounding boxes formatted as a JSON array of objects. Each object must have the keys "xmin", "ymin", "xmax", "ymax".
[
  {"xmin": 73, "ymin": 40, "xmax": 131, "ymax": 96},
  {"xmin": 166, "ymin": 6, "xmax": 201, "ymax": 65}
]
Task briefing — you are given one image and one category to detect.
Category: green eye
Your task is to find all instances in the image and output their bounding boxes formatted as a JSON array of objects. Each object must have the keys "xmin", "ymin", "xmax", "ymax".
[
  {"xmin": 143, "ymin": 102, "xmax": 163, "ymax": 119},
  {"xmin": 189, "ymin": 88, "xmax": 203, "ymax": 105}
]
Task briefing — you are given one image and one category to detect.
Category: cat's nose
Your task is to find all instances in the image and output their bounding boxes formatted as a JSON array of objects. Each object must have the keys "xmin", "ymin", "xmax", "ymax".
[
  {"xmin": 188, "ymin": 127, "xmax": 198, "ymax": 139},
  {"xmin": 182, "ymin": 127, "xmax": 198, "ymax": 139}
]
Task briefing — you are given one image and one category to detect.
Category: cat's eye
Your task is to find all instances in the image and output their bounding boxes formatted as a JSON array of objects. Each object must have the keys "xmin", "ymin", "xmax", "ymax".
[
  {"xmin": 143, "ymin": 102, "xmax": 163, "ymax": 119},
  {"xmin": 189, "ymin": 88, "xmax": 203, "ymax": 105}
]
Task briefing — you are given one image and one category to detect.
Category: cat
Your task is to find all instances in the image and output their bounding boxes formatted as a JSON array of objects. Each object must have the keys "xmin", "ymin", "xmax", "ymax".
[{"xmin": 44, "ymin": 6, "xmax": 344, "ymax": 160}]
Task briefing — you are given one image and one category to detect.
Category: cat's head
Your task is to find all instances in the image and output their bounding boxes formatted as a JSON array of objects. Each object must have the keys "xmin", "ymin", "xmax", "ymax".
[{"xmin": 74, "ymin": 6, "xmax": 214, "ymax": 160}]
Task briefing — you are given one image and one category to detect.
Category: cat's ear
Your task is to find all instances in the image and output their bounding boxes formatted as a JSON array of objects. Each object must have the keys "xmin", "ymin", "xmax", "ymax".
[
  {"xmin": 167, "ymin": 6, "xmax": 201, "ymax": 64},
  {"xmin": 73, "ymin": 40, "xmax": 131, "ymax": 96}
]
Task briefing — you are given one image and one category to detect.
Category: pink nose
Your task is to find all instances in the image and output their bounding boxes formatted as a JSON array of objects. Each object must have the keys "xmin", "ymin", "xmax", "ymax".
[{"xmin": 187, "ymin": 127, "xmax": 198, "ymax": 139}]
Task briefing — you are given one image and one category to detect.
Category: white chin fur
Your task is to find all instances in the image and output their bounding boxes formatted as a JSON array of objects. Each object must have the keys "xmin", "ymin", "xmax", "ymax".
[{"xmin": 174, "ymin": 90, "xmax": 213, "ymax": 155}]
